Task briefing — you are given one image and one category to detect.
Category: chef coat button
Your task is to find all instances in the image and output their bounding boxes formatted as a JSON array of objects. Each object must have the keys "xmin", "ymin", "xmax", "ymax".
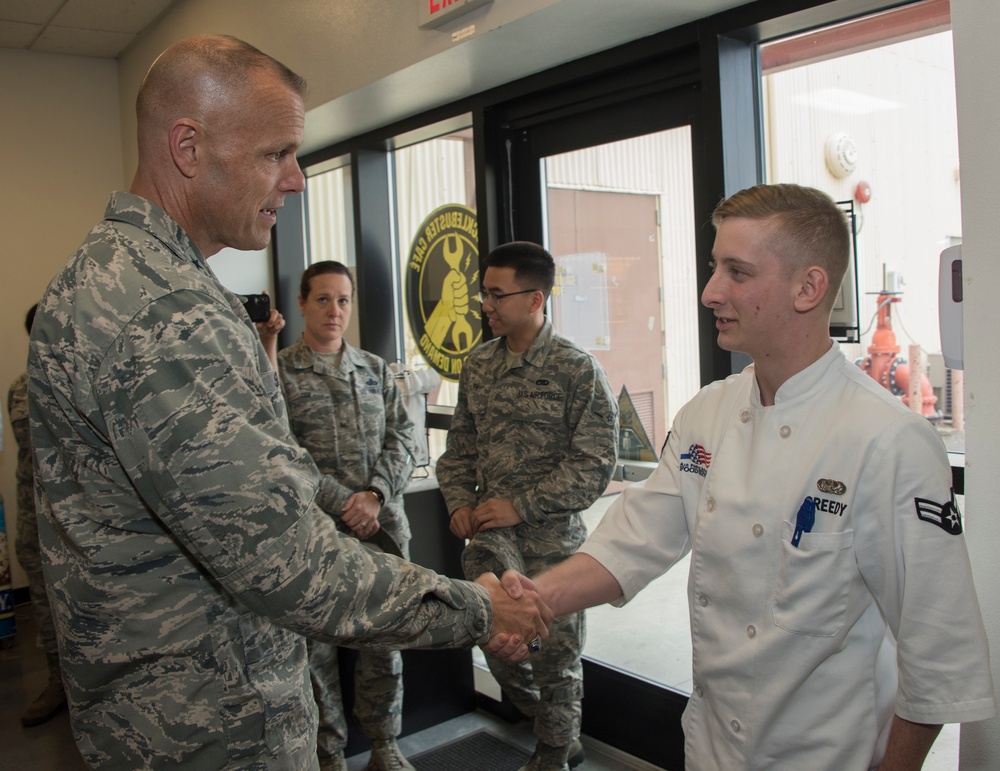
[
  {"xmin": 705, "ymin": 498, "xmax": 715, "ymax": 512},
  {"xmin": 779, "ymin": 425, "xmax": 791, "ymax": 438},
  {"xmin": 698, "ymin": 594, "xmax": 709, "ymax": 607},
  {"xmin": 694, "ymin": 684, "xmax": 704, "ymax": 697},
  {"xmin": 740, "ymin": 409, "xmax": 750, "ymax": 423},
  {"xmin": 752, "ymin": 523, "xmax": 763, "ymax": 538},
  {"xmin": 747, "ymin": 625, "xmax": 757, "ymax": 638},
  {"xmin": 731, "ymin": 719, "xmax": 742, "ymax": 733}
]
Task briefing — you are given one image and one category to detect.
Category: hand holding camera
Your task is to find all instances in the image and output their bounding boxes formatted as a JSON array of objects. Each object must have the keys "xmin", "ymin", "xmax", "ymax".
[
  {"xmin": 238, "ymin": 293, "xmax": 271, "ymax": 322},
  {"xmin": 240, "ymin": 291, "xmax": 284, "ymax": 369}
]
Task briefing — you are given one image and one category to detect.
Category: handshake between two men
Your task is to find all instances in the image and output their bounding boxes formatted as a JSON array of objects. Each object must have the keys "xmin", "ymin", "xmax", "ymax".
[
  {"xmin": 476, "ymin": 556, "xmax": 617, "ymax": 662},
  {"xmin": 475, "ymin": 570, "xmax": 552, "ymax": 662},
  {"xmin": 477, "ymin": 553, "xmax": 622, "ymax": 662}
]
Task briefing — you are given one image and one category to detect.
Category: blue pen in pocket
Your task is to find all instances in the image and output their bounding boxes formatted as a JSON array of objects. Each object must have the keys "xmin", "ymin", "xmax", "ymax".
[{"xmin": 791, "ymin": 497, "xmax": 816, "ymax": 547}]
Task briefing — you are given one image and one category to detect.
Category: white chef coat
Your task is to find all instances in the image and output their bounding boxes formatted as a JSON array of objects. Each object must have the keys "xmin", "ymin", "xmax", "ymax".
[{"xmin": 582, "ymin": 342, "xmax": 995, "ymax": 770}]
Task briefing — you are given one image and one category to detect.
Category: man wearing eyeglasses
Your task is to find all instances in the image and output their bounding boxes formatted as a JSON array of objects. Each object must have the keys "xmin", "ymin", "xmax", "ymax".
[{"xmin": 438, "ymin": 241, "xmax": 619, "ymax": 771}]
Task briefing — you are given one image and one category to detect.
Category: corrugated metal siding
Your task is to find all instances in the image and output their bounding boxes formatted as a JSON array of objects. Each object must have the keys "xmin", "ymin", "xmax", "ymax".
[
  {"xmin": 305, "ymin": 165, "xmax": 352, "ymax": 266},
  {"xmin": 547, "ymin": 127, "xmax": 701, "ymax": 428},
  {"xmin": 394, "ymin": 137, "xmax": 471, "ymax": 263}
]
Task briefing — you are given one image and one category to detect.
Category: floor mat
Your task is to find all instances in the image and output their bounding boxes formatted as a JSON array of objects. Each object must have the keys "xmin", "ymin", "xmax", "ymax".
[{"xmin": 410, "ymin": 729, "xmax": 532, "ymax": 771}]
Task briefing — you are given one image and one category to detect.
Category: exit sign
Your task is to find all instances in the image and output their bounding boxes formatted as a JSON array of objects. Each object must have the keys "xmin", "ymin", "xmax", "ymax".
[{"xmin": 419, "ymin": 0, "xmax": 493, "ymax": 29}]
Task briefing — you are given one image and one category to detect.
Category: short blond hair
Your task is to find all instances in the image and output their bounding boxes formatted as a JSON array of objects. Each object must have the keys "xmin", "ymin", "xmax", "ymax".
[{"xmin": 712, "ymin": 184, "xmax": 850, "ymax": 301}]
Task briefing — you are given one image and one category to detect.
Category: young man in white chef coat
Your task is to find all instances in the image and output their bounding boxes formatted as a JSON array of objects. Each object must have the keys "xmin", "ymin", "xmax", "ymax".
[{"xmin": 502, "ymin": 183, "xmax": 995, "ymax": 770}]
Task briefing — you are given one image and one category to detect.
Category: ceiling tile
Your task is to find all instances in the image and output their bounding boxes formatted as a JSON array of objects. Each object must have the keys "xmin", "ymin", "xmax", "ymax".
[
  {"xmin": 52, "ymin": 0, "xmax": 178, "ymax": 34},
  {"xmin": 0, "ymin": 0, "xmax": 65, "ymax": 25},
  {"xmin": 32, "ymin": 25, "xmax": 135, "ymax": 58},
  {"xmin": 0, "ymin": 19, "xmax": 39, "ymax": 47}
]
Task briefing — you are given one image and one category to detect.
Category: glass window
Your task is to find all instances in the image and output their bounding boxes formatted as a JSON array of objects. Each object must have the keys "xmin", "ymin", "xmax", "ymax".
[
  {"xmin": 394, "ymin": 123, "xmax": 478, "ymax": 462},
  {"xmin": 305, "ymin": 157, "xmax": 354, "ymax": 268},
  {"xmin": 303, "ymin": 157, "xmax": 357, "ymax": 347},
  {"xmin": 760, "ymin": 15, "xmax": 964, "ymax": 761},
  {"xmin": 760, "ymin": 0, "xmax": 962, "ymax": 455},
  {"xmin": 546, "ymin": 127, "xmax": 702, "ymax": 440}
]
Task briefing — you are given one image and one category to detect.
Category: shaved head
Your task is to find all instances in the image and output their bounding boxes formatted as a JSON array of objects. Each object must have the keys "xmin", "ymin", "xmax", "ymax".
[
  {"xmin": 135, "ymin": 34, "xmax": 306, "ymax": 159},
  {"xmin": 129, "ymin": 34, "xmax": 307, "ymax": 256}
]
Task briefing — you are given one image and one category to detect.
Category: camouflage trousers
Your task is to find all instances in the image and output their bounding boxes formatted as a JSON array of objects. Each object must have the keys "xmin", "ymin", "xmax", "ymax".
[
  {"xmin": 462, "ymin": 527, "xmax": 584, "ymax": 748},
  {"xmin": 14, "ymin": 501, "xmax": 62, "ymax": 685},
  {"xmin": 312, "ymin": 524, "xmax": 409, "ymax": 759},
  {"xmin": 309, "ymin": 640, "xmax": 404, "ymax": 757}
]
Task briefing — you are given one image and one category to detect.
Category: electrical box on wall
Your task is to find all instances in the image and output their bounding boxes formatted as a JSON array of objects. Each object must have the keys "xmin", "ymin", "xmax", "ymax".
[{"xmin": 830, "ymin": 200, "xmax": 861, "ymax": 342}]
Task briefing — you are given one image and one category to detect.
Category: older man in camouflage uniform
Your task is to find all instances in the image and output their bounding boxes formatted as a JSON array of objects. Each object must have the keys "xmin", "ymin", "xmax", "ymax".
[
  {"xmin": 8, "ymin": 304, "xmax": 67, "ymax": 726},
  {"xmin": 438, "ymin": 241, "xmax": 619, "ymax": 771},
  {"xmin": 279, "ymin": 260, "xmax": 420, "ymax": 771},
  {"xmin": 28, "ymin": 35, "xmax": 548, "ymax": 770}
]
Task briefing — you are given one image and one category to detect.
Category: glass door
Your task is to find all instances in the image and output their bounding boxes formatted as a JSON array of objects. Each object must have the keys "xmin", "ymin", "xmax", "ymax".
[
  {"xmin": 544, "ymin": 128, "xmax": 701, "ymax": 693},
  {"xmin": 500, "ymin": 86, "xmax": 705, "ymax": 769}
]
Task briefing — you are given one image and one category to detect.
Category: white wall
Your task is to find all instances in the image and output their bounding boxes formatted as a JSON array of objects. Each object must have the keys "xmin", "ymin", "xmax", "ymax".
[
  {"xmin": 952, "ymin": 0, "xmax": 1000, "ymax": 765},
  {"xmin": 0, "ymin": 49, "xmax": 122, "ymax": 588},
  {"xmin": 210, "ymin": 247, "xmax": 273, "ymax": 298}
]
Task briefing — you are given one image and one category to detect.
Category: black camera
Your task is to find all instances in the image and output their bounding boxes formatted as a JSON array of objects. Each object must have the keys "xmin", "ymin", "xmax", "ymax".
[{"xmin": 238, "ymin": 293, "xmax": 271, "ymax": 323}]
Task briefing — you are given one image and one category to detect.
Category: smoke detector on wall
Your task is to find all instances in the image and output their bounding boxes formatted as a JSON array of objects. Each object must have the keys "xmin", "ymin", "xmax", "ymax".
[{"xmin": 824, "ymin": 132, "xmax": 858, "ymax": 178}]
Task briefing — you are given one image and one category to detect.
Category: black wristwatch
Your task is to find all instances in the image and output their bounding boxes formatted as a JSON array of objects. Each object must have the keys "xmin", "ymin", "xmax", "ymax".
[{"xmin": 366, "ymin": 486, "xmax": 385, "ymax": 507}]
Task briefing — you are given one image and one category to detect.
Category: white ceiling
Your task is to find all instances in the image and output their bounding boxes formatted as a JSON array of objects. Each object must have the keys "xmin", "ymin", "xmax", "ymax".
[{"xmin": 0, "ymin": 0, "xmax": 180, "ymax": 58}]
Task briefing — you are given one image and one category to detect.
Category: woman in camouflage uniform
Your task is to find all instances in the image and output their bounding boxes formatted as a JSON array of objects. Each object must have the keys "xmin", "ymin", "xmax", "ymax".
[{"xmin": 277, "ymin": 261, "xmax": 417, "ymax": 771}]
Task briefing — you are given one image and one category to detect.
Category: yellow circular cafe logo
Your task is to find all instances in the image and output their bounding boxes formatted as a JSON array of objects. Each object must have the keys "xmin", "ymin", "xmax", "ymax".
[{"xmin": 405, "ymin": 204, "xmax": 482, "ymax": 381}]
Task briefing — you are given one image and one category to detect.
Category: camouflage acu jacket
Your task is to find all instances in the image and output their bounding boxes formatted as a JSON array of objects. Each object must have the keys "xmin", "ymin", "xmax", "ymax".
[
  {"xmin": 7, "ymin": 373, "xmax": 34, "ymax": 516},
  {"xmin": 437, "ymin": 319, "xmax": 619, "ymax": 545},
  {"xmin": 278, "ymin": 337, "xmax": 416, "ymax": 547},
  {"xmin": 28, "ymin": 192, "xmax": 491, "ymax": 770}
]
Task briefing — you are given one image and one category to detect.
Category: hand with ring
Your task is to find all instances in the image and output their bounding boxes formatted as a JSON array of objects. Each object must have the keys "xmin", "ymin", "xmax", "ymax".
[
  {"xmin": 342, "ymin": 490, "xmax": 382, "ymax": 537},
  {"xmin": 477, "ymin": 571, "xmax": 552, "ymax": 663}
]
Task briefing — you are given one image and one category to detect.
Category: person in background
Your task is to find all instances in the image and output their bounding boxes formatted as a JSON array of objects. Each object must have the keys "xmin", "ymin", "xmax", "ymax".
[
  {"xmin": 437, "ymin": 242, "xmax": 619, "ymax": 771},
  {"xmin": 278, "ymin": 260, "xmax": 418, "ymax": 771},
  {"xmin": 8, "ymin": 303, "xmax": 67, "ymax": 726},
  {"xmin": 28, "ymin": 34, "xmax": 549, "ymax": 769},
  {"xmin": 509, "ymin": 183, "xmax": 996, "ymax": 769}
]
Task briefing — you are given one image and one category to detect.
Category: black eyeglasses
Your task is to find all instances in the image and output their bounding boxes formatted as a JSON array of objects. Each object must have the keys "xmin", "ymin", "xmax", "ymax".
[{"xmin": 476, "ymin": 288, "xmax": 539, "ymax": 305}]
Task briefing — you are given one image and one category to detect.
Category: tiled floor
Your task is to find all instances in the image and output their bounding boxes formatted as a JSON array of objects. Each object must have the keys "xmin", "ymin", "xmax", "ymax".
[{"xmin": 345, "ymin": 710, "xmax": 660, "ymax": 771}]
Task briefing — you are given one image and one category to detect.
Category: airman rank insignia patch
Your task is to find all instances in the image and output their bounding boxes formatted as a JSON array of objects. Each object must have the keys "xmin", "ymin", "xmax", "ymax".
[{"xmin": 914, "ymin": 489, "xmax": 963, "ymax": 535}]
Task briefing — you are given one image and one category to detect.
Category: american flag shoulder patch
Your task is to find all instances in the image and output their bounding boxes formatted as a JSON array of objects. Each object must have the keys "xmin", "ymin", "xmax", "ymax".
[{"xmin": 681, "ymin": 443, "xmax": 712, "ymax": 468}]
